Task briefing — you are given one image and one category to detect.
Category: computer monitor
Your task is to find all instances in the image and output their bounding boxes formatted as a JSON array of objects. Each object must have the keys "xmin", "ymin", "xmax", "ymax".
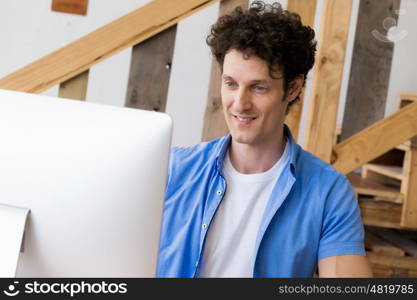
[{"xmin": 0, "ymin": 89, "xmax": 172, "ymax": 277}]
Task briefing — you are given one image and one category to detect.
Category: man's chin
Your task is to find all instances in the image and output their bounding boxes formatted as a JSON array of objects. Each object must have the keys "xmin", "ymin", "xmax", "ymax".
[{"xmin": 230, "ymin": 133, "xmax": 254, "ymax": 145}]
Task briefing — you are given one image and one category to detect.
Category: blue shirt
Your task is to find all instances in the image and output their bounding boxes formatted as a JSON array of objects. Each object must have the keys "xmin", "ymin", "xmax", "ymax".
[{"xmin": 156, "ymin": 126, "xmax": 365, "ymax": 277}]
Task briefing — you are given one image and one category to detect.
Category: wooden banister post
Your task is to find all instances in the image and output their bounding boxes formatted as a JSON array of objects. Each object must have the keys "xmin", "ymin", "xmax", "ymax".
[
  {"xmin": 401, "ymin": 145, "xmax": 417, "ymax": 228},
  {"xmin": 125, "ymin": 26, "xmax": 177, "ymax": 112},
  {"xmin": 284, "ymin": 0, "xmax": 317, "ymax": 141},
  {"xmin": 304, "ymin": 0, "xmax": 353, "ymax": 162},
  {"xmin": 58, "ymin": 70, "xmax": 89, "ymax": 101}
]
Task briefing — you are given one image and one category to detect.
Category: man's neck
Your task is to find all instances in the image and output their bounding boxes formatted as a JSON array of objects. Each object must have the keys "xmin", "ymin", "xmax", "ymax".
[{"xmin": 228, "ymin": 132, "xmax": 287, "ymax": 174}]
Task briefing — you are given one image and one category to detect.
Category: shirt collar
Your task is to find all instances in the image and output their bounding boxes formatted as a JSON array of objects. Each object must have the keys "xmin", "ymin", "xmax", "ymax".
[{"xmin": 215, "ymin": 124, "xmax": 298, "ymax": 176}]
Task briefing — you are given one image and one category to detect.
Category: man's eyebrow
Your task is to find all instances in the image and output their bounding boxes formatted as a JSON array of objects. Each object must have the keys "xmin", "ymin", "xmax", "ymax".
[
  {"xmin": 251, "ymin": 79, "xmax": 270, "ymax": 84},
  {"xmin": 222, "ymin": 75, "xmax": 234, "ymax": 80},
  {"xmin": 222, "ymin": 75, "xmax": 271, "ymax": 84}
]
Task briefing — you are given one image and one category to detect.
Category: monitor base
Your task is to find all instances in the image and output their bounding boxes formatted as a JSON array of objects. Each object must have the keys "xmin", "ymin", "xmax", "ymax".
[{"xmin": 0, "ymin": 204, "xmax": 29, "ymax": 277}]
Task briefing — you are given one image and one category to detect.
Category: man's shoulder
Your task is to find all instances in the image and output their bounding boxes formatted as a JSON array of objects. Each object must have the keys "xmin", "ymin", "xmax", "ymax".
[
  {"xmin": 294, "ymin": 145, "xmax": 347, "ymax": 185},
  {"xmin": 293, "ymin": 146, "xmax": 356, "ymax": 211}
]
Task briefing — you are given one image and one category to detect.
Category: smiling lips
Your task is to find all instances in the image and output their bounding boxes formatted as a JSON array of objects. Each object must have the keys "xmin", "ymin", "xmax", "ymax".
[{"xmin": 233, "ymin": 114, "xmax": 257, "ymax": 125}]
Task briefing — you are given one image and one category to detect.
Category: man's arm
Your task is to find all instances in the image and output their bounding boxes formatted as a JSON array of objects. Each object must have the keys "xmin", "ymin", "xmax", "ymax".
[{"xmin": 318, "ymin": 254, "xmax": 373, "ymax": 277}]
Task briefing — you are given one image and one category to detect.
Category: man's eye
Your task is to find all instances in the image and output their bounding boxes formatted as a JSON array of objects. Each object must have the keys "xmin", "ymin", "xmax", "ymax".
[{"xmin": 253, "ymin": 86, "xmax": 267, "ymax": 91}]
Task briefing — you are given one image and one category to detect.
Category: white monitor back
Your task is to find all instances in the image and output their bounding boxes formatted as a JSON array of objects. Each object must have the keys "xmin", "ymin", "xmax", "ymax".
[{"xmin": 0, "ymin": 89, "xmax": 172, "ymax": 277}]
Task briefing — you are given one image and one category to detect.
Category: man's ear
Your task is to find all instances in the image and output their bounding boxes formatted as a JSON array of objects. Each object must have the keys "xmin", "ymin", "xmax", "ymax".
[{"xmin": 287, "ymin": 75, "xmax": 305, "ymax": 103}]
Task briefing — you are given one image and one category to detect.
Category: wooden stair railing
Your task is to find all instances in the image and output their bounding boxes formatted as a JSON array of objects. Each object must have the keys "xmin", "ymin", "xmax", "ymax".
[
  {"xmin": 0, "ymin": 0, "xmax": 219, "ymax": 94},
  {"xmin": 332, "ymin": 99, "xmax": 417, "ymax": 175},
  {"xmin": 334, "ymin": 97, "xmax": 417, "ymax": 229},
  {"xmin": 344, "ymin": 93, "xmax": 417, "ymax": 229}
]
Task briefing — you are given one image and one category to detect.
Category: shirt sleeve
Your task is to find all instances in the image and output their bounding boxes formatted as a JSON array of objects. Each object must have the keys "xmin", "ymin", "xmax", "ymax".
[{"xmin": 318, "ymin": 173, "xmax": 366, "ymax": 260}]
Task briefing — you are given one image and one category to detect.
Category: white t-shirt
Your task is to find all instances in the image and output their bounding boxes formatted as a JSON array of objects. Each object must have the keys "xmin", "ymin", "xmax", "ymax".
[{"xmin": 197, "ymin": 141, "xmax": 290, "ymax": 277}]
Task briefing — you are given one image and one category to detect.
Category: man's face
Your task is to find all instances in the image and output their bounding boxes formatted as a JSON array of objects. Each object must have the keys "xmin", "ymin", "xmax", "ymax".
[{"xmin": 221, "ymin": 49, "xmax": 290, "ymax": 146}]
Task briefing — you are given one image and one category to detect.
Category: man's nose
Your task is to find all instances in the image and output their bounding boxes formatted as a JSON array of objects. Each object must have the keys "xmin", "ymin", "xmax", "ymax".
[{"xmin": 233, "ymin": 88, "xmax": 252, "ymax": 112}]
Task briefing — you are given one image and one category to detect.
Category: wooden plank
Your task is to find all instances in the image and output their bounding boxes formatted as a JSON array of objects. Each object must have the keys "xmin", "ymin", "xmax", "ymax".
[
  {"xmin": 201, "ymin": 60, "xmax": 229, "ymax": 141},
  {"xmin": 401, "ymin": 146, "xmax": 417, "ymax": 227},
  {"xmin": 286, "ymin": 0, "xmax": 317, "ymax": 29},
  {"xmin": 304, "ymin": 0, "xmax": 352, "ymax": 162},
  {"xmin": 367, "ymin": 252, "xmax": 417, "ymax": 271},
  {"xmin": 397, "ymin": 95, "xmax": 417, "ymax": 147},
  {"xmin": 284, "ymin": 92, "xmax": 304, "ymax": 142},
  {"xmin": 369, "ymin": 264, "xmax": 394, "ymax": 278},
  {"xmin": 368, "ymin": 257, "xmax": 417, "ymax": 277},
  {"xmin": 362, "ymin": 164, "xmax": 404, "ymax": 181},
  {"xmin": 361, "ymin": 168, "xmax": 401, "ymax": 189},
  {"xmin": 365, "ymin": 230, "xmax": 405, "ymax": 256},
  {"xmin": 368, "ymin": 227, "xmax": 417, "ymax": 256},
  {"xmin": 125, "ymin": 26, "xmax": 177, "ymax": 112},
  {"xmin": 348, "ymin": 173, "xmax": 403, "ymax": 204},
  {"xmin": 201, "ymin": 0, "xmax": 248, "ymax": 141},
  {"xmin": 284, "ymin": 0, "xmax": 317, "ymax": 141},
  {"xmin": 340, "ymin": 0, "xmax": 401, "ymax": 141},
  {"xmin": 396, "ymin": 142, "xmax": 411, "ymax": 152},
  {"xmin": 332, "ymin": 100, "xmax": 417, "ymax": 174},
  {"xmin": 52, "ymin": 0, "xmax": 89, "ymax": 15},
  {"xmin": 0, "ymin": 0, "xmax": 219, "ymax": 93},
  {"xmin": 58, "ymin": 70, "xmax": 89, "ymax": 101},
  {"xmin": 359, "ymin": 198, "xmax": 402, "ymax": 229},
  {"xmin": 398, "ymin": 91, "xmax": 417, "ymax": 103}
]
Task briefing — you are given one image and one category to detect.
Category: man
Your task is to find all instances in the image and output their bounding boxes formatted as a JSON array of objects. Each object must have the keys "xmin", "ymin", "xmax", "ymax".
[{"xmin": 157, "ymin": 1, "xmax": 373, "ymax": 277}]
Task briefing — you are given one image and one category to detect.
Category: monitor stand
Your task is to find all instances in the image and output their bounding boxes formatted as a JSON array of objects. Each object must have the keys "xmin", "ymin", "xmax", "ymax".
[{"xmin": 0, "ymin": 204, "xmax": 30, "ymax": 277}]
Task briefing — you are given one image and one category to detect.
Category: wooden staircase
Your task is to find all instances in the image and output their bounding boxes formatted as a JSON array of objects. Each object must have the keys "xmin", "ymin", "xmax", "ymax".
[
  {"xmin": 348, "ymin": 94, "xmax": 417, "ymax": 230},
  {"xmin": 345, "ymin": 94, "xmax": 417, "ymax": 277},
  {"xmin": 365, "ymin": 226, "xmax": 417, "ymax": 277}
]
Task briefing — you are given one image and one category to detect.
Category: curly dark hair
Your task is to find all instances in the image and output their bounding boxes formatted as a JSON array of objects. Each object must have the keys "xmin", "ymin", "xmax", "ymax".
[{"xmin": 206, "ymin": 1, "xmax": 316, "ymax": 106}]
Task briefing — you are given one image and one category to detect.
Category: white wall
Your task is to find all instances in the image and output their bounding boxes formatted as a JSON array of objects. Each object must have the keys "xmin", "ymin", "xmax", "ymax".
[
  {"xmin": 165, "ymin": 3, "xmax": 219, "ymax": 147},
  {"xmin": 0, "ymin": 0, "xmax": 150, "ymax": 98},
  {"xmin": 385, "ymin": 0, "xmax": 417, "ymax": 116},
  {"xmin": 1, "ymin": 0, "xmax": 414, "ymax": 147}
]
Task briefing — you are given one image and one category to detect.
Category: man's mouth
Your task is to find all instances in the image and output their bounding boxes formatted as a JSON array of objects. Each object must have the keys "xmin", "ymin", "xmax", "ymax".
[{"xmin": 233, "ymin": 115, "xmax": 257, "ymax": 125}]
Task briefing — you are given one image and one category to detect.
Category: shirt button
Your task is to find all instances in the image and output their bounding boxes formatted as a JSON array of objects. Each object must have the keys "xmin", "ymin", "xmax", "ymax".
[
  {"xmin": 216, "ymin": 189, "xmax": 222, "ymax": 196},
  {"xmin": 195, "ymin": 261, "xmax": 199, "ymax": 267},
  {"xmin": 202, "ymin": 224, "xmax": 207, "ymax": 230}
]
